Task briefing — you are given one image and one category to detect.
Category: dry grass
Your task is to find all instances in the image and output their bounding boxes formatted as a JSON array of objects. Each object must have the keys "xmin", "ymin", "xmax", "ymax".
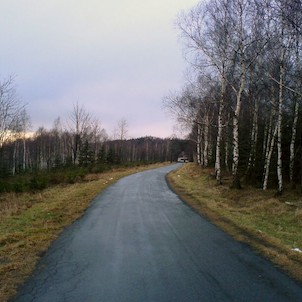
[
  {"xmin": 0, "ymin": 163, "xmax": 168, "ymax": 302},
  {"xmin": 167, "ymin": 163, "xmax": 302, "ymax": 284}
]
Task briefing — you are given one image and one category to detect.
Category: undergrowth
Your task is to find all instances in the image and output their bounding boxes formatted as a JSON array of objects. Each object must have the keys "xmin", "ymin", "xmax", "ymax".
[{"xmin": 0, "ymin": 161, "xmax": 157, "ymax": 193}]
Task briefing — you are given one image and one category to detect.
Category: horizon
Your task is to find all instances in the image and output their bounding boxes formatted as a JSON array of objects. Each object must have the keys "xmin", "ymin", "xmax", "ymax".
[{"xmin": 1, "ymin": 0, "xmax": 199, "ymax": 139}]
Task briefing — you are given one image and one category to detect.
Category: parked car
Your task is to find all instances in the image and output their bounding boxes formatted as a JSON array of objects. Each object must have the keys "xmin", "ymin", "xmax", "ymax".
[{"xmin": 177, "ymin": 157, "xmax": 189, "ymax": 163}]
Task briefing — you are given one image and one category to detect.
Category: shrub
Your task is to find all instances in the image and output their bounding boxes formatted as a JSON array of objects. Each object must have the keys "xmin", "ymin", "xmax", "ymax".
[
  {"xmin": 13, "ymin": 181, "xmax": 27, "ymax": 193},
  {"xmin": 90, "ymin": 164, "xmax": 110, "ymax": 174},
  {"xmin": 0, "ymin": 181, "xmax": 11, "ymax": 193},
  {"xmin": 29, "ymin": 176, "xmax": 48, "ymax": 191}
]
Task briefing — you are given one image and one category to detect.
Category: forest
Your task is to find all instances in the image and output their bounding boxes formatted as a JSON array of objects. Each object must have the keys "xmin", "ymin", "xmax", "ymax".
[
  {"xmin": 0, "ymin": 77, "xmax": 191, "ymax": 192},
  {"xmin": 164, "ymin": 0, "xmax": 302, "ymax": 193}
]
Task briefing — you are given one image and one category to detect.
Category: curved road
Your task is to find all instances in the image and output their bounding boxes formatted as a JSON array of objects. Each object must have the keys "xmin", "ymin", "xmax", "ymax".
[{"xmin": 13, "ymin": 164, "xmax": 302, "ymax": 302}]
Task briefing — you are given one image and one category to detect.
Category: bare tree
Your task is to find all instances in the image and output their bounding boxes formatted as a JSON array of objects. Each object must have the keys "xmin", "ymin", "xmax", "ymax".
[
  {"xmin": 18, "ymin": 109, "xmax": 31, "ymax": 171},
  {"xmin": 163, "ymin": 81, "xmax": 215, "ymax": 168},
  {"xmin": 66, "ymin": 102, "xmax": 92, "ymax": 165},
  {"xmin": 0, "ymin": 76, "xmax": 25, "ymax": 146},
  {"xmin": 113, "ymin": 118, "xmax": 129, "ymax": 162},
  {"xmin": 115, "ymin": 118, "xmax": 129, "ymax": 141}
]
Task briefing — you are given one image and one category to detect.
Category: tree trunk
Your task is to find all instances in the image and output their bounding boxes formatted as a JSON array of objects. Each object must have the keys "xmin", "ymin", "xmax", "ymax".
[
  {"xmin": 232, "ymin": 107, "xmax": 241, "ymax": 189},
  {"xmin": 290, "ymin": 100, "xmax": 299, "ymax": 188},
  {"xmin": 22, "ymin": 136, "xmax": 26, "ymax": 171},
  {"xmin": 215, "ymin": 78, "xmax": 226, "ymax": 184},
  {"xmin": 12, "ymin": 141, "xmax": 17, "ymax": 175},
  {"xmin": 300, "ymin": 131, "xmax": 302, "ymax": 194},
  {"xmin": 231, "ymin": 68, "xmax": 245, "ymax": 189},
  {"xmin": 196, "ymin": 123, "xmax": 202, "ymax": 165},
  {"xmin": 246, "ymin": 100, "xmax": 258, "ymax": 181},
  {"xmin": 224, "ymin": 113, "xmax": 230, "ymax": 173},
  {"xmin": 276, "ymin": 41, "xmax": 285, "ymax": 195},
  {"xmin": 263, "ymin": 123, "xmax": 278, "ymax": 190},
  {"xmin": 289, "ymin": 39, "xmax": 301, "ymax": 188},
  {"xmin": 203, "ymin": 115, "xmax": 209, "ymax": 167},
  {"xmin": 263, "ymin": 118, "xmax": 269, "ymax": 160},
  {"xmin": 263, "ymin": 95, "xmax": 277, "ymax": 191},
  {"xmin": 231, "ymin": 4, "xmax": 245, "ymax": 189}
]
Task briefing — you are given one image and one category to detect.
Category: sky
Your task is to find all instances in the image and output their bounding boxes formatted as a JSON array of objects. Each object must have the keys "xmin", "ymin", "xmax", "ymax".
[{"xmin": 1, "ymin": 0, "xmax": 198, "ymax": 138}]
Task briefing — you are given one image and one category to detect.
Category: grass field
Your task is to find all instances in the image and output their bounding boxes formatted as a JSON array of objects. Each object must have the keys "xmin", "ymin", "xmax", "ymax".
[
  {"xmin": 167, "ymin": 163, "xmax": 302, "ymax": 285},
  {"xmin": 0, "ymin": 163, "xmax": 168, "ymax": 302}
]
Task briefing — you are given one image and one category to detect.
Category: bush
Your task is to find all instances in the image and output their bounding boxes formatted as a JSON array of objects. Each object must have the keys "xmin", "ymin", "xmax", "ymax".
[
  {"xmin": 0, "ymin": 181, "xmax": 11, "ymax": 193},
  {"xmin": 49, "ymin": 171, "xmax": 66, "ymax": 185},
  {"xmin": 66, "ymin": 168, "xmax": 86, "ymax": 184},
  {"xmin": 29, "ymin": 176, "xmax": 48, "ymax": 191},
  {"xmin": 0, "ymin": 161, "xmax": 158, "ymax": 194},
  {"xmin": 0, "ymin": 177, "xmax": 27, "ymax": 193},
  {"xmin": 13, "ymin": 181, "xmax": 27, "ymax": 193},
  {"xmin": 90, "ymin": 164, "xmax": 110, "ymax": 174}
]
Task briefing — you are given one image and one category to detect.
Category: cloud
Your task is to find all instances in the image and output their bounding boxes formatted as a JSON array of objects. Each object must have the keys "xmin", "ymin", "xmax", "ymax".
[{"xmin": 0, "ymin": 0, "xmax": 198, "ymax": 138}]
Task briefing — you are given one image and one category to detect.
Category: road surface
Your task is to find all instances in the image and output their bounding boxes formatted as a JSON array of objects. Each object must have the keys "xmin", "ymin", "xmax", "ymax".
[{"xmin": 12, "ymin": 164, "xmax": 302, "ymax": 301}]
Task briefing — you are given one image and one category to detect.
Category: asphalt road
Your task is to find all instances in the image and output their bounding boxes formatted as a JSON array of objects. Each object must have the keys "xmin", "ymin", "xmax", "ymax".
[{"xmin": 12, "ymin": 164, "xmax": 302, "ymax": 302}]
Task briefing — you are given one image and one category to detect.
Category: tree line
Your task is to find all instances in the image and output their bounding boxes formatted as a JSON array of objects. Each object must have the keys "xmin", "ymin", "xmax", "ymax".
[
  {"xmin": 164, "ymin": 0, "xmax": 302, "ymax": 193},
  {"xmin": 0, "ymin": 126, "xmax": 188, "ymax": 177},
  {"xmin": 0, "ymin": 77, "xmax": 191, "ymax": 191}
]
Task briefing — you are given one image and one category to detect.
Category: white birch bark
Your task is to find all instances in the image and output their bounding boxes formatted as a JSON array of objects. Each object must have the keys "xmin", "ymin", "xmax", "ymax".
[
  {"xmin": 289, "ymin": 100, "xmax": 299, "ymax": 186},
  {"xmin": 196, "ymin": 123, "xmax": 202, "ymax": 165},
  {"xmin": 276, "ymin": 37, "xmax": 285, "ymax": 194},
  {"xmin": 215, "ymin": 78, "xmax": 226, "ymax": 184},
  {"xmin": 231, "ymin": 1, "xmax": 246, "ymax": 189},
  {"xmin": 263, "ymin": 94, "xmax": 277, "ymax": 190},
  {"xmin": 225, "ymin": 138, "xmax": 229, "ymax": 173},
  {"xmin": 232, "ymin": 64, "xmax": 246, "ymax": 188},
  {"xmin": 263, "ymin": 123, "xmax": 278, "ymax": 190},
  {"xmin": 203, "ymin": 115, "xmax": 209, "ymax": 167},
  {"xmin": 224, "ymin": 113, "xmax": 230, "ymax": 173}
]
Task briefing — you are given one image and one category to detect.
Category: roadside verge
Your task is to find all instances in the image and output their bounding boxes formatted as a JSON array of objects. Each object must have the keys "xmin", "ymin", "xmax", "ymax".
[
  {"xmin": 166, "ymin": 163, "xmax": 302, "ymax": 285},
  {"xmin": 0, "ymin": 163, "xmax": 169, "ymax": 302}
]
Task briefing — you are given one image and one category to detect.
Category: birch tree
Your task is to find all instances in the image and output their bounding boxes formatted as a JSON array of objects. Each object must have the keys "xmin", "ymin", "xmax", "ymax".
[
  {"xmin": 287, "ymin": 2, "xmax": 302, "ymax": 188},
  {"xmin": 263, "ymin": 93, "xmax": 278, "ymax": 190},
  {"xmin": 177, "ymin": 0, "xmax": 233, "ymax": 184},
  {"xmin": 226, "ymin": 0, "xmax": 269, "ymax": 188},
  {"xmin": 265, "ymin": 0, "xmax": 302, "ymax": 193},
  {"xmin": 167, "ymin": 0, "xmax": 302, "ymax": 192}
]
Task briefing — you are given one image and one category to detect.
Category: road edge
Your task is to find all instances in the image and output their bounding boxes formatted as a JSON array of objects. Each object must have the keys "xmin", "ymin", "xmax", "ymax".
[{"xmin": 165, "ymin": 165, "xmax": 302, "ymax": 287}]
